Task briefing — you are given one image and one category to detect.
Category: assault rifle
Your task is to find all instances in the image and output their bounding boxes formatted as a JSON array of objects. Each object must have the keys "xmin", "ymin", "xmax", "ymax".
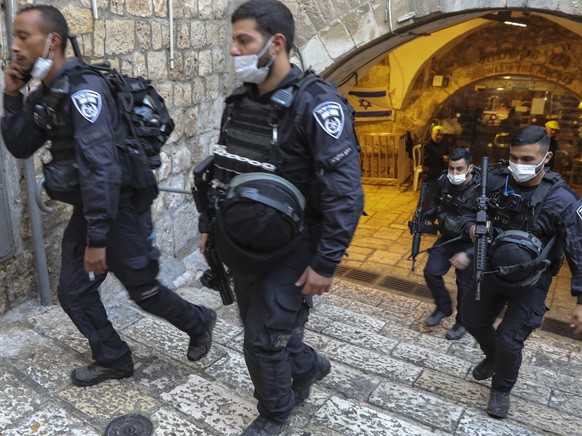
[
  {"xmin": 474, "ymin": 156, "xmax": 489, "ymax": 301},
  {"xmin": 192, "ymin": 156, "xmax": 235, "ymax": 305},
  {"xmin": 407, "ymin": 182, "xmax": 438, "ymax": 271}
]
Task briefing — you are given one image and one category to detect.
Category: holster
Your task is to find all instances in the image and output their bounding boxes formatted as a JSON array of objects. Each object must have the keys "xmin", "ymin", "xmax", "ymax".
[{"xmin": 42, "ymin": 159, "xmax": 82, "ymax": 206}]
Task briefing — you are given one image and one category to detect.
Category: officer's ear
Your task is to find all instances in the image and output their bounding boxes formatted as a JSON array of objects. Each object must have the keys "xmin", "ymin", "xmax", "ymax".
[
  {"xmin": 271, "ymin": 33, "xmax": 287, "ymax": 55},
  {"xmin": 545, "ymin": 150, "xmax": 553, "ymax": 164}
]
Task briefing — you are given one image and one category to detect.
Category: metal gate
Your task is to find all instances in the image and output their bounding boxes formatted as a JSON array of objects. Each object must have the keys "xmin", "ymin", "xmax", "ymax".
[{"xmin": 359, "ymin": 133, "xmax": 410, "ymax": 186}]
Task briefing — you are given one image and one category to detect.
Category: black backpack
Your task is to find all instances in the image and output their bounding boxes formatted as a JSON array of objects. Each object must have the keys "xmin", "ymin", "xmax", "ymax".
[{"xmin": 68, "ymin": 36, "xmax": 174, "ymax": 211}]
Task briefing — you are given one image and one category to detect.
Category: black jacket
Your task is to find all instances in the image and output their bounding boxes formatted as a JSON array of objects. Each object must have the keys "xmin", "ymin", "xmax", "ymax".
[{"xmin": 2, "ymin": 59, "xmax": 121, "ymax": 247}]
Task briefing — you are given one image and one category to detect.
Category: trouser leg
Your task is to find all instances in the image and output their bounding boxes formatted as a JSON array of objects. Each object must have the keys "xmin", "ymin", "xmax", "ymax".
[
  {"xmin": 108, "ymin": 207, "xmax": 214, "ymax": 336},
  {"xmin": 57, "ymin": 210, "xmax": 131, "ymax": 368},
  {"xmin": 461, "ymin": 281, "xmax": 507, "ymax": 359},
  {"xmin": 234, "ymin": 235, "xmax": 316, "ymax": 422},
  {"xmin": 424, "ymin": 241, "xmax": 453, "ymax": 313},
  {"xmin": 454, "ymin": 262, "xmax": 472, "ymax": 324},
  {"xmin": 491, "ymin": 281, "xmax": 549, "ymax": 391}
]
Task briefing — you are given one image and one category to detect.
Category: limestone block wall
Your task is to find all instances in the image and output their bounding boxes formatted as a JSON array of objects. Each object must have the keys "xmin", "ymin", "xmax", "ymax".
[{"xmin": 0, "ymin": 0, "xmax": 231, "ymax": 313}]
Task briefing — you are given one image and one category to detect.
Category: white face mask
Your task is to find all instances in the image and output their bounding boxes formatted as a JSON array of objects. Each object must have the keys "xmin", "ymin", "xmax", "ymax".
[
  {"xmin": 508, "ymin": 152, "xmax": 548, "ymax": 183},
  {"xmin": 30, "ymin": 33, "xmax": 54, "ymax": 81},
  {"xmin": 233, "ymin": 36, "xmax": 275, "ymax": 84},
  {"xmin": 447, "ymin": 166, "xmax": 471, "ymax": 185}
]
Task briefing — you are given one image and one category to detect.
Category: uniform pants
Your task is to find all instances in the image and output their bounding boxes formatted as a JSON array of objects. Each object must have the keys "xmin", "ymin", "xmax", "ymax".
[
  {"xmin": 233, "ymin": 231, "xmax": 318, "ymax": 423},
  {"xmin": 461, "ymin": 274, "xmax": 550, "ymax": 391},
  {"xmin": 57, "ymin": 207, "xmax": 213, "ymax": 368},
  {"xmin": 423, "ymin": 238, "xmax": 472, "ymax": 323}
]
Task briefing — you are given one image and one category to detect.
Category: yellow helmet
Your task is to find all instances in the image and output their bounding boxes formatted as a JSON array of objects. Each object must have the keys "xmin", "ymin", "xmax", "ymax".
[
  {"xmin": 545, "ymin": 120, "xmax": 560, "ymax": 130},
  {"xmin": 432, "ymin": 125, "xmax": 444, "ymax": 133}
]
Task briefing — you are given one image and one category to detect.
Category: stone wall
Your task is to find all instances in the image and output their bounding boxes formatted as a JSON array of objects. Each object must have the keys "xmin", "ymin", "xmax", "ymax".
[{"xmin": 0, "ymin": 0, "xmax": 231, "ymax": 313}]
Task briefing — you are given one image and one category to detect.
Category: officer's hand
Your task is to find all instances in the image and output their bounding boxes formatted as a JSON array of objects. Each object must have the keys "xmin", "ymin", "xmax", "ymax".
[
  {"xmin": 199, "ymin": 233, "xmax": 209, "ymax": 255},
  {"xmin": 450, "ymin": 252, "xmax": 470, "ymax": 270},
  {"xmin": 3, "ymin": 62, "xmax": 29, "ymax": 96},
  {"xmin": 469, "ymin": 224, "xmax": 477, "ymax": 243},
  {"xmin": 295, "ymin": 266, "xmax": 332, "ymax": 296},
  {"xmin": 570, "ymin": 305, "xmax": 582, "ymax": 334},
  {"xmin": 84, "ymin": 247, "xmax": 107, "ymax": 276}
]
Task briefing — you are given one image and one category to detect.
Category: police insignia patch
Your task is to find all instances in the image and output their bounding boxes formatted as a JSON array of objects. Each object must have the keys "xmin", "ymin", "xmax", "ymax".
[
  {"xmin": 577, "ymin": 204, "xmax": 582, "ymax": 220},
  {"xmin": 71, "ymin": 89, "xmax": 102, "ymax": 123},
  {"xmin": 313, "ymin": 102, "xmax": 344, "ymax": 139}
]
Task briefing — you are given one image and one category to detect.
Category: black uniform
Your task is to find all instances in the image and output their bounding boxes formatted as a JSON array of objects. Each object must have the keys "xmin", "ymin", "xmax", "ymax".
[
  {"xmin": 2, "ymin": 59, "xmax": 214, "ymax": 369},
  {"xmin": 424, "ymin": 170, "xmax": 479, "ymax": 323},
  {"xmin": 209, "ymin": 65, "xmax": 364, "ymax": 422},
  {"xmin": 459, "ymin": 168, "xmax": 582, "ymax": 392}
]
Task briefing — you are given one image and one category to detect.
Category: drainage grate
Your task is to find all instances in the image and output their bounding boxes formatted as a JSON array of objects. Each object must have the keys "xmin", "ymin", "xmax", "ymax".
[
  {"xmin": 378, "ymin": 276, "xmax": 415, "ymax": 293},
  {"xmin": 542, "ymin": 317, "xmax": 581, "ymax": 341},
  {"xmin": 415, "ymin": 284, "xmax": 433, "ymax": 298},
  {"xmin": 335, "ymin": 265, "xmax": 349, "ymax": 276},
  {"xmin": 344, "ymin": 269, "xmax": 381, "ymax": 284}
]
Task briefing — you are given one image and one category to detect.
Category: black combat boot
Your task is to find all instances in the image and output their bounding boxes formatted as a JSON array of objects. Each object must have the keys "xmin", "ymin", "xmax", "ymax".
[
  {"xmin": 187, "ymin": 310, "xmax": 217, "ymax": 361},
  {"xmin": 71, "ymin": 361, "xmax": 134, "ymax": 386},
  {"xmin": 241, "ymin": 415, "xmax": 290, "ymax": 436},
  {"xmin": 292, "ymin": 354, "xmax": 332, "ymax": 405},
  {"xmin": 472, "ymin": 356, "xmax": 495, "ymax": 380},
  {"xmin": 487, "ymin": 388, "xmax": 510, "ymax": 418},
  {"xmin": 445, "ymin": 322, "xmax": 466, "ymax": 340},
  {"xmin": 425, "ymin": 309, "xmax": 453, "ymax": 327}
]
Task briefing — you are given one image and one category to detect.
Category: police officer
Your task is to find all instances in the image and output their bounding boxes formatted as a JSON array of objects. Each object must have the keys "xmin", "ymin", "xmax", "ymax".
[
  {"xmin": 1, "ymin": 5, "xmax": 216, "ymax": 386},
  {"xmin": 424, "ymin": 148, "xmax": 478, "ymax": 340},
  {"xmin": 198, "ymin": 1, "xmax": 363, "ymax": 434},
  {"xmin": 460, "ymin": 125, "xmax": 582, "ymax": 419}
]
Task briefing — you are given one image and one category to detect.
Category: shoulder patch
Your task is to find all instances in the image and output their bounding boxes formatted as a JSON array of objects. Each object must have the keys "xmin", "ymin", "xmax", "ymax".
[
  {"xmin": 71, "ymin": 89, "xmax": 102, "ymax": 123},
  {"xmin": 313, "ymin": 101, "xmax": 344, "ymax": 139},
  {"xmin": 577, "ymin": 204, "xmax": 582, "ymax": 220}
]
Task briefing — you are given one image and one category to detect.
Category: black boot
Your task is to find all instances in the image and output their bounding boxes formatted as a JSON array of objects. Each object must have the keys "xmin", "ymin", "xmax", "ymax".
[
  {"xmin": 425, "ymin": 309, "xmax": 452, "ymax": 327},
  {"xmin": 487, "ymin": 388, "xmax": 510, "ymax": 418},
  {"xmin": 292, "ymin": 354, "xmax": 332, "ymax": 405},
  {"xmin": 472, "ymin": 356, "xmax": 495, "ymax": 380},
  {"xmin": 187, "ymin": 310, "xmax": 217, "ymax": 361},
  {"xmin": 71, "ymin": 361, "xmax": 134, "ymax": 386},
  {"xmin": 241, "ymin": 415, "xmax": 290, "ymax": 436}
]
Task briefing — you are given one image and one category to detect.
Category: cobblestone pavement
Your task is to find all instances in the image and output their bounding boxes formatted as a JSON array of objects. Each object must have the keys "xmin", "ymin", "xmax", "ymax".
[{"xmin": 1, "ymin": 277, "xmax": 582, "ymax": 435}]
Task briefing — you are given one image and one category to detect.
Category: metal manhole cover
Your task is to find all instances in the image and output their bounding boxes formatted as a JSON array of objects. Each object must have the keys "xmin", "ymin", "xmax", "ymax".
[{"xmin": 105, "ymin": 414, "xmax": 153, "ymax": 436}]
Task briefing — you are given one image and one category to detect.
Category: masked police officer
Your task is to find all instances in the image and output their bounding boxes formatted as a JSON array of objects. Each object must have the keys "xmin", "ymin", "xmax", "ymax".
[
  {"xmin": 424, "ymin": 148, "xmax": 479, "ymax": 340},
  {"xmin": 460, "ymin": 125, "xmax": 582, "ymax": 419},
  {"xmin": 2, "ymin": 5, "xmax": 216, "ymax": 386},
  {"xmin": 197, "ymin": 1, "xmax": 364, "ymax": 434}
]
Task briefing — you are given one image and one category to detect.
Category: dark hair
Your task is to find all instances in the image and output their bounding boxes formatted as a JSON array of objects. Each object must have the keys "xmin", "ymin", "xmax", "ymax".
[
  {"xmin": 18, "ymin": 4, "xmax": 69, "ymax": 53},
  {"xmin": 511, "ymin": 125, "xmax": 550, "ymax": 152},
  {"xmin": 449, "ymin": 147, "xmax": 473, "ymax": 164},
  {"xmin": 232, "ymin": 0, "xmax": 295, "ymax": 53}
]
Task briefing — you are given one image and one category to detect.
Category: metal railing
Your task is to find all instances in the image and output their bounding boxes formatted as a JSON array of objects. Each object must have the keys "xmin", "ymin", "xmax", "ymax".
[{"xmin": 359, "ymin": 133, "xmax": 410, "ymax": 186}]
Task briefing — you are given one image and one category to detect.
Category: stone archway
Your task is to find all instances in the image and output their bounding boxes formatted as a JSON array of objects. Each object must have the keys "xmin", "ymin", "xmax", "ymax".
[{"xmin": 399, "ymin": 15, "xmax": 582, "ymax": 139}]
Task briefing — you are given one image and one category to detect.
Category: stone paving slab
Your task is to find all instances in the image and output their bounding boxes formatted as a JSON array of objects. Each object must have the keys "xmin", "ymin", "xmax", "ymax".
[
  {"xmin": 0, "ymin": 403, "xmax": 101, "ymax": 436},
  {"xmin": 0, "ymin": 365, "xmax": 44, "ymax": 430}
]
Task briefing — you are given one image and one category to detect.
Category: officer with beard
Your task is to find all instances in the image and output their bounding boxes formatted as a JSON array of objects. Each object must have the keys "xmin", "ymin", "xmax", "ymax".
[
  {"xmin": 198, "ymin": 1, "xmax": 364, "ymax": 434},
  {"xmin": 460, "ymin": 125, "xmax": 582, "ymax": 419},
  {"xmin": 424, "ymin": 148, "xmax": 479, "ymax": 341}
]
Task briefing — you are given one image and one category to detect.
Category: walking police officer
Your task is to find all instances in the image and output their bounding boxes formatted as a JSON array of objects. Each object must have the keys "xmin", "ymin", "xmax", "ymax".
[
  {"xmin": 460, "ymin": 125, "xmax": 582, "ymax": 418},
  {"xmin": 2, "ymin": 5, "xmax": 216, "ymax": 386},
  {"xmin": 198, "ymin": 1, "xmax": 363, "ymax": 434},
  {"xmin": 424, "ymin": 148, "xmax": 479, "ymax": 340}
]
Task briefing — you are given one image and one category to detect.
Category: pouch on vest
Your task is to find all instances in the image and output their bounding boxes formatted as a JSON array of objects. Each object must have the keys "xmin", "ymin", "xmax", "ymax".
[
  {"xmin": 214, "ymin": 172, "xmax": 305, "ymax": 274},
  {"xmin": 42, "ymin": 159, "xmax": 82, "ymax": 206}
]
